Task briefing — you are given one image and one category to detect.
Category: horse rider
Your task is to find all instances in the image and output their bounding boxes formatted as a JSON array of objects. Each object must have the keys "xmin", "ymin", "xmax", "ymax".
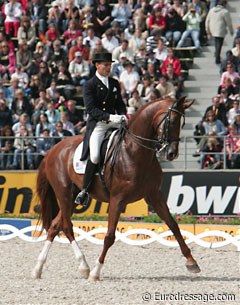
[{"xmin": 75, "ymin": 52, "xmax": 127, "ymax": 205}]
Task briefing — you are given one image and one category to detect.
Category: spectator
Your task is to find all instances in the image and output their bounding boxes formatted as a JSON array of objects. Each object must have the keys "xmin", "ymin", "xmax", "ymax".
[
  {"xmin": 128, "ymin": 28, "xmax": 146, "ymax": 55},
  {"xmin": 35, "ymin": 112, "xmax": 54, "ymax": 137},
  {"xmin": 27, "ymin": 0, "xmax": 47, "ymax": 36},
  {"xmin": 111, "ymin": 20, "xmax": 123, "ymax": 43},
  {"xmin": 2, "ymin": 78, "xmax": 20, "ymax": 109},
  {"xmin": 137, "ymin": 74, "xmax": 153, "ymax": 103},
  {"xmin": 218, "ymin": 77, "xmax": 236, "ymax": 97},
  {"xmin": 164, "ymin": 63, "xmax": 184, "ymax": 98},
  {"xmin": 11, "ymin": 64, "xmax": 29, "ymax": 90},
  {"xmin": 203, "ymin": 95, "xmax": 228, "ymax": 126},
  {"xmin": 0, "ymin": 31, "xmax": 15, "ymax": 52},
  {"xmin": 66, "ymin": 100, "xmax": 85, "ymax": 134},
  {"xmin": 45, "ymin": 23, "xmax": 60, "ymax": 53},
  {"xmin": 46, "ymin": 80, "xmax": 59, "ymax": 103},
  {"xmin": 227, "ymin": 99, "xmax": 240, "ymax": 125},
  {"xmin": 134, "ymin": 45, "xmax": 147, "ymax": 75},
  {"xmin": 0, "ymin": 140, "xmax": 15, "ymax": 170},
  {"xmin": 90, "ymin": 39, "xmax": 108, "ymax": 63},
  {"xmin": 161, "ymin": 48, "xmax": 182, "ymax": 77},
  {"xmin": 232, "ymin": 38, "xmax": 240, "ymax": 57},
  {"xmin": 146, "ymin": 29, "xmax": 164, "ymax": 52},
  {"xmin": 205, "ymin": 0, "xmax": 234, "ymax": 64},
  {"xmin": 10, "ymin": 125, "xmax": 35, "ymax": 169},
  {"xmin": 143, "ymin": 61, "xmax": 161, "ymax": 86},
  {"xmin": 47, "ymin": 1, "xmax": 62, "ymax": 30},
  {"xmin": 16, "ymin": 41, "xmax": 33, "ymax": 76},
  {"xmin": 60, "ymin": 111, "xmax": 75, "ymax": 135},
  {"xmin": 4, "ymin": 0, "xmax": 22, "ymax": 37},
  {"xmin": 225, "ymin": 124, "xmax": 240, "ymax": 168},
  {"xmin": 45, "ymin": 101, "xmax": 61, "ymax": 129},
  {"xmin": 233, "ymin": 114, "xmax": 240, "ymax": 133},
  {"xmin": 200, "ymin": 137, "xmax": 222, "ymax": 169},
  {"xmin": 133, "ymin": 0, "xmax": 152, "ymax": 32},
  {"xmin": 68, "ymin": 36, "xmax": 90, "ymax": 63},
  {"xmin": 68, "ymin": 51, "xmax": 90, "ymax": 86},
  {"xmin": 51, "ymin": 120, "xmax": 73, "ymax": 144},
  {"xmin": 127, "ymin": 89, "xmax": 146, "ymax": 113},
  {"xmin": 83, "ymin": 26, "xmax": 99, "ymax": 50},
  {"xmin": 38, "ymin": 62, "xmax": 52, "ymax": 90},
  {"xmin": 12, "ymin": 112, "xmax": 33, "ymax": 135},
  {"xmin": 28, "ymin": 75, "xmax": 41, "ymax": 103},
  {"xmin": 177, "ymin": 8, "xmax": 202, "ymax": 50},
  {"xmin": 119, "ymin": 60, "xmax": 140, "ymax": 102},
  {"xmin": 220, "ymin": 50, "xmax": 240, "ymax": 75},
  {"xmin": 0, "ymin": 99, "xmax": 13, "ymax": 130},
  {"xmin": 124, "ymin": 23, "xmax": 136, "ymax": 41},
  {"xmin": 63, "ymin": 19, "xmax": 82, "ymax": 50},
  {"xmin": 60, "ymin": 0, "xmax": 80, "ymax": 33},
  {"xmin": 153, "ymin": 38, "xmax": 168, "ymax": 65},
  {"xmin": 165, "ymin": 8, "xmax": 185, "ymax": 47},
  {"xmin": 17, "ymin": 16, "xmax": 36, "ymax": 50},
  {"xmin": 11, "ymin": 90, "xmax": 33, "ymax": 124},
  {"xmin": 32, "ymin": 42, "xmax": 48, "ymax": 70},
  {"xmin": 101, "ymin": 29, "xmax": 119, "ymax": 53},
  {"xmin": 111, "ymin": 0, "xmax": 132, "ymax": 30},
  {"xmin": 156, "ymin": 75, "xmax": 176, "ymax": 98},
  {"xmin": 35, "ymin": 128, "xmax": 55, "ymax": 167},
  {"xmin": 81, "ymin": 6, "xmax": 95, "ymax": 31},
  {"xmin": 149, "ymin": 87, "xmax": 161, "ymax": 101},
  {"xmin": 111, "ymin": 52, "xmax": 127, "ymax": 80},
  {"xmin": 32, "ymin": 89, "xmax": 50, "ymax": 129},
  {"xmin": 112, "ymin": 39, "xmax": 134, "ymax": 63},
  {"xmin": 93, "ymin": 0, "xmax": 112, "ymax": 36},
  {"xmin": 0, "ymin": 125, "xmax": 14, "ymax": 148},
  {"xmin": 147, "ymin": 6, "xmax": 166, "ymax": 35},
  {"xmin": 220, "ymin": 63, "xmax": 239, "ymax": 85},
  {"xmin": 0, "ymin": 41, "xmax": 16, "ymax": 81},
  {"xmin": 48, "ymin": 40, "xmax": 68, "ymax": 77},
  {"xmin": 194, "ymin": 110, "xmax": 227, "ymax": 156},
  {"xmin": 170, "ymin": 0, "xmax": 186, "ymax": 17}
]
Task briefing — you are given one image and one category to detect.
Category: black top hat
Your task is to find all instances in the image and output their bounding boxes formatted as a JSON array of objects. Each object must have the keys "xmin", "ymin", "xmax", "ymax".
[{"xmin": 92, "ymin": 52, "xmax": 114, "ymax": 64}]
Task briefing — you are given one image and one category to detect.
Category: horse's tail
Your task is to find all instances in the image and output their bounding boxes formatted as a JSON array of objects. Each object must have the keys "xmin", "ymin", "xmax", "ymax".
[{"xmin": 36, "ymin": 159, "xmax": 59, "ymax": 232}]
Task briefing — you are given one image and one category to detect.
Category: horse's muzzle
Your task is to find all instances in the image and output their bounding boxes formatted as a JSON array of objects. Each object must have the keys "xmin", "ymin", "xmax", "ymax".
[{"xmin": 166, "ymin": 143, "xmax": 179, "ymax": 161}]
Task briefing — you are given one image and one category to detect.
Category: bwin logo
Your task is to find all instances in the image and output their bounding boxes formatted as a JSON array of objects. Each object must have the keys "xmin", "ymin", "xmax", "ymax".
[{"xmin": 167, "ymin": 175, "xmax": 240, "ymax": 215}]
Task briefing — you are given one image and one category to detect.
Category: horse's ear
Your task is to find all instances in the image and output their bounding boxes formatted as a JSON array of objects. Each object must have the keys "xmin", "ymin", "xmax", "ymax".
[{"xmin": 183, "ymin": 98, "xmax": 195, "ymax": 109}]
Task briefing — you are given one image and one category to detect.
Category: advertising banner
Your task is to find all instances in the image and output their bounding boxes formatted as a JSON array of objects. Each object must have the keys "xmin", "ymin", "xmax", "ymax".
[{"xmin": 0, "ymin": 172, "xmax": 239, "ymax": 216}]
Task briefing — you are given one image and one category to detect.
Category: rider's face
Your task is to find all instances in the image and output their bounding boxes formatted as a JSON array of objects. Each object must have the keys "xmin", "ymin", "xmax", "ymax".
[{"xmin": 96, "ymin": 62, "xmax": 112, "ymax": 77}]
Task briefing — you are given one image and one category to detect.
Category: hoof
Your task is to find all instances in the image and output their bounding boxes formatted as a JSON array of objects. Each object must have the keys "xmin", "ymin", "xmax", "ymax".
[
  {"xmin": 32, "ymin": 269, "xmax": 42, "ymax": 279},
  {"xmin": 186, "ymin": 262, "xmax": 201, "ymax": 273},
  {"xmin": 88, "ymin": 274, "xmax": 100, "ymax": 281},
  {"xmin": 79, "ymin": 267, "xmax": 90, "ymax": 279}
]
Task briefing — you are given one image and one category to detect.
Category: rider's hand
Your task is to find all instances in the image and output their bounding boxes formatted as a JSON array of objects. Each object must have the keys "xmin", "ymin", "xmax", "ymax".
[{"xmin": 109, "ymin": 114, "xmax": 127, "ymax": 124}]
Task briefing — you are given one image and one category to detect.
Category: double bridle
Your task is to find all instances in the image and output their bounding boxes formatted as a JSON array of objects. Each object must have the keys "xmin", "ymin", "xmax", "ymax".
[{"xmin": 124, "ymin": 102, "xmax": 185, "ymax": 153}]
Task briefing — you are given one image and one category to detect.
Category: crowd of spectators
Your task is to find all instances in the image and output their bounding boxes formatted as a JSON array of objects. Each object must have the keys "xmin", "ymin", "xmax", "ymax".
[
  {"xmin": 0, "ymin": 0, "xmax": 239, "ymax": 170},
  {"xmin": 193, "ymin": 36, "xmax": 240, "ymax": 169}
]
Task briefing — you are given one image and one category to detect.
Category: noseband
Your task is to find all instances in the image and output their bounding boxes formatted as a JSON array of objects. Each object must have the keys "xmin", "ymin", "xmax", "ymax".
[
  {"xmin": 156, "ymin": 103, "xmax": 185, "ymax": 152},
  {"xmin": 125, "ymin": 101, "xmax": 185, "ymax": 153}
]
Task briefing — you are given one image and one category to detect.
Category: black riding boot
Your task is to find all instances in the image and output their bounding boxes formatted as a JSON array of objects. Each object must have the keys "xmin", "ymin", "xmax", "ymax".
[{"xmin": 74, "ymin": 160, "xmax": 98, "ymax": 205}]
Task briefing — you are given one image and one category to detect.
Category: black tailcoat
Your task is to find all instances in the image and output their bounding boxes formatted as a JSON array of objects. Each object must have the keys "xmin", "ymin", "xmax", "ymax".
[{"xmin": 81, "ymin": 75, "xmax": 126, "ymax": 160}]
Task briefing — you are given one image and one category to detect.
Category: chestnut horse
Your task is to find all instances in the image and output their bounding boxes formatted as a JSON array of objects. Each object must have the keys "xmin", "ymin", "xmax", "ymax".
[{"xmin": 32, "ymin": 96, "xmax": 200, "ymax": 280}]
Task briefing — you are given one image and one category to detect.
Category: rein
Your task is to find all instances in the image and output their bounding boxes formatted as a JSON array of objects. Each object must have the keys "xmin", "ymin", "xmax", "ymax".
[{"xmin": 125, "ymin": 102, "xmax": 185, "ymax": 153}]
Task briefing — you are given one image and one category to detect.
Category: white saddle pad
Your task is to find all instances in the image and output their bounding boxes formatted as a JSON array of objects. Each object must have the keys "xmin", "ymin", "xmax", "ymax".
[{"xmin": 73, "ymin": 130, "xmax": 118, "ymax": 174}]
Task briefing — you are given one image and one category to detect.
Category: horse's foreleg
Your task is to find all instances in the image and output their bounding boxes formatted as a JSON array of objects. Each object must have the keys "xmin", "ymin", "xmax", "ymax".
[
  {"xmin": 89, "ymin": 200, "xmax": 122, "ymax": 281},
  {"xmin": 145, "ymin": 191, "xmax": 201, "ymax": 273}
]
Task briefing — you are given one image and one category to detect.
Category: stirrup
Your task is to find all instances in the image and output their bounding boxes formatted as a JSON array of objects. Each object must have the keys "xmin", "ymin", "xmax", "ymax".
[{"xmin": 74, "ymin": 189, "xmax": 89, "ymax": 206}]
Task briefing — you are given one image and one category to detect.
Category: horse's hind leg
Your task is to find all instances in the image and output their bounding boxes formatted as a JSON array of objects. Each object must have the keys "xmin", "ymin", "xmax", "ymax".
[
  {"xmin": 145, "ymin": 191, "xmax": 201, "ymax": 273},
  {"xmin": 89, "ymin": 199, "xmax": 123, "ymax": 281},
  {"xmin": 32, "ymin": 211, "xmax": 63, "ymax": 279},
  {"xmin": 61, "ymin": 213, "xmax": 90, "ymax": 279}
]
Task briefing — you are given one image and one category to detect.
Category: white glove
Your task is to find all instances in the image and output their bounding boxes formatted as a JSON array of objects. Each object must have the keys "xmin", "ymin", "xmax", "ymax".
[{"xmin": 109, "ymin": 114, "xmax": 127, "ymax": 124}]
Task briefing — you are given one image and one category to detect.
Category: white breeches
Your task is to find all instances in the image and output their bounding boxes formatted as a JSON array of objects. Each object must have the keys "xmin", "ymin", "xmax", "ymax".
[{"xmin": 89, "ymin": 121, "xmax": 120, "ymax": 164}]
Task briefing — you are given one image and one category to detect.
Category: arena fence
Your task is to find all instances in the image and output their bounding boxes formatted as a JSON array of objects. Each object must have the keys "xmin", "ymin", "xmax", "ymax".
[
  {"xmin": 1, "ymin": 135, "xmax": 240, "ymax": 170},
  {"xmin": 0, "ymin": 224, "xmax": 239, "ymax": 251}
]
